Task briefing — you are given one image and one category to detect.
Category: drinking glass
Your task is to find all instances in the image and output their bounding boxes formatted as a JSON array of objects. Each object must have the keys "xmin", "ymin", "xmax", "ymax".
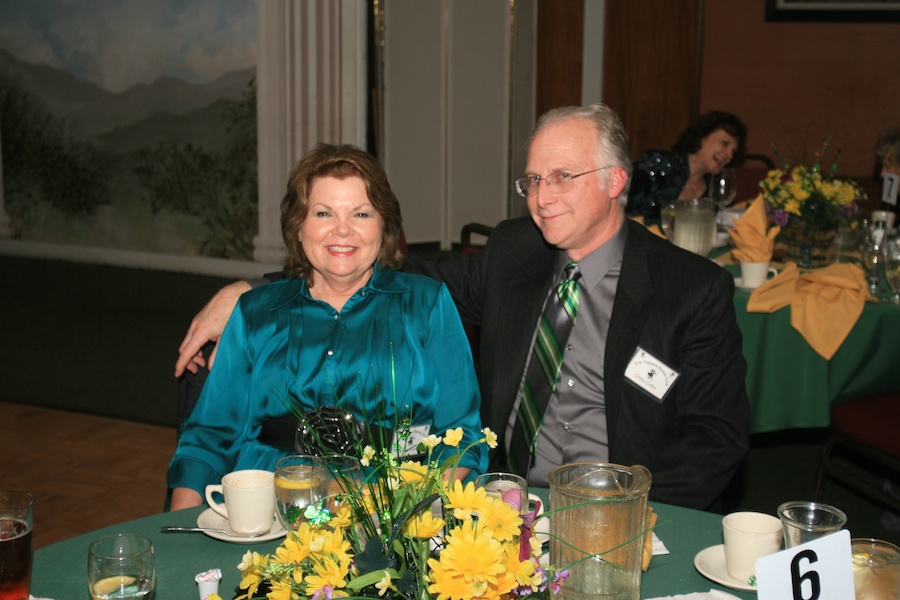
[
  {"xmin": 0, "ymin": 491, "xmax": 33, "ymax": 600},
  {"xmin": 851, "ymin": 538, "xmax": 900, "ymax": 599},
  {"xmin": 862, "ymin": 241, "xmax": 885, "ymax": 295},
  {"xmin": 274, "ymin": 455, "xmax": 329, "ymax": 531},
  {"xmin": 777, "ymin": 501, "xmax": 847, "ymax": 548},
  {"xmin": 884, "ymin": 240, "xmax": 900, "ymax": 304},
  {"xmin": 709, "ymin": 169, "xmax": 737, "ymax": 209},
  {"xmin": 323, "ymin": 454, "xmax": 362, "ymax": 497},
  {"xmin": 87, "ymin": 534, "xmax": 155, "ymax": 600},
  {"xmin": 475, "ymin": 472, "xmax": 528, "ymax": 513}
]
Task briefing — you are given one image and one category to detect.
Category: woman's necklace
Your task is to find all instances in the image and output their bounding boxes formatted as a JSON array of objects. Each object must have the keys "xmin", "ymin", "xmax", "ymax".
[{"xmin": 682, "ymin": 177, "xmax": 706, "ymax": 198}]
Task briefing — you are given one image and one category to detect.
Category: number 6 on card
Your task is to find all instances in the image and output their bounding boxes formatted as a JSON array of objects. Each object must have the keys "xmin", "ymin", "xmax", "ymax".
[{"xmin": 756, "ymin": 530, "xmax": 854, "ymax": 600}]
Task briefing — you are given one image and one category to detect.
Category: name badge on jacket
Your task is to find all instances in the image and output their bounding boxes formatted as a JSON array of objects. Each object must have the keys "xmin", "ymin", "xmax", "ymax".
[{"xmin": 624, "ymin": 347, "xmax": 679, "ymax": 402}]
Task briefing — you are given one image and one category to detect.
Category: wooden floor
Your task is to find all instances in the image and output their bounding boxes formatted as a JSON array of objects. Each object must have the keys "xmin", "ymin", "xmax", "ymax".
[{"xmin": 0, "ymin": 401, "xmax": 177, "ymax": 549}]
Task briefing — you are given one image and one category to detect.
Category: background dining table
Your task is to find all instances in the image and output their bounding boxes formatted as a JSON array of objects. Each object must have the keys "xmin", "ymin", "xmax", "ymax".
[
  {"xmin": 725, "ymin": 261, "xmax": 900, "ymax": 433},
  {"xmin": 32, "ymin": 499, "xmax": 755, "ymax": 600}
]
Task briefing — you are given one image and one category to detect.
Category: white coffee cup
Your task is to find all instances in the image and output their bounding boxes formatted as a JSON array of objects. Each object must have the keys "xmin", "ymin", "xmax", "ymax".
[
  {"xmin": 722, "ymin": 511, "xmax": 783, "ymax": 582},
  {"xmin": 740, "ymin": 262, "xmax": 778, "ymax": 289},
  {"xmin": 871, "ymin": 209, "xmax": 896, "ymax": 232},
  {"xmin": 205, "ymin": 469, "xmax": 275, "ymax": 535},
  {"xmin": 528, "ymin": 493, "xmax": 549, "ymax": 543}
]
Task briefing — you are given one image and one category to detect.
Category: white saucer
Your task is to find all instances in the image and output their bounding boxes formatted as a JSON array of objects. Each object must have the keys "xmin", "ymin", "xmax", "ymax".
[
  {"xmin": 733, "ymin": 277, "xmax": 756, "ymax": 292},
  {"xmin": 197, "ymin": 508, "xmax": 286, "ymax": 543},
  {"xmin": 694, "ymin": 544, "xmax": 757, "ymax": 592}
]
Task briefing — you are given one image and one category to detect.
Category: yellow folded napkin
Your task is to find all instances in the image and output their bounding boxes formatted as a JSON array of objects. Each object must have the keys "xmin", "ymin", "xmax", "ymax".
[
  {"xmin": 642, "ymin": 506, "xmax": 658, "ymax": 572},
  {"xmin": 628, "ymin": 214, "xmax": 666, "ymax": 239},
  {"xmin": 747, "ymin": 262, "xmax": 876, "ymax": 360},
  {"xmin": 726, "ymin": 194, "xmax": 780, "ymax": 263}
]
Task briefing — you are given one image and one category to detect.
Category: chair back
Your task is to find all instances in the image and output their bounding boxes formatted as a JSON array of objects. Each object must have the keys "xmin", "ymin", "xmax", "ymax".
[{"xmin": 731, "ymin": 153, "xmax": 775, "ymax": 203}]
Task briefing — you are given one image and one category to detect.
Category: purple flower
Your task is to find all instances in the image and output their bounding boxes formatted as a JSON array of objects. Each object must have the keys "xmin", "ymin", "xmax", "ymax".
[
  {"xmin": 518, "ymin": 499, "xmax": 542, "ymax": 561},
  {"xmin": 501, "ymin": 488, "xmax": 524, "ymax": 512},
  {"xmin": 312, "ymin": 585, "xmax": 335, "ymax": 600},
  {"xmin": 551, "ymin": 569, "xmax": 570, "ymax": 595},
  {"xmin": 771, "ymin": 209, "xmax": 790, "ymax": 228}
]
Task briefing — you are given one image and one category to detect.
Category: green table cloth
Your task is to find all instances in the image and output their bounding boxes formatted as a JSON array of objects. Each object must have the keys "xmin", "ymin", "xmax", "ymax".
[
  {"xmin": 731, "ymin": 273, "xmax": 900, "ymax": 433},
  {"xmin": 32, "ymin": 502, "xmax": 753, "ymax": 600}
]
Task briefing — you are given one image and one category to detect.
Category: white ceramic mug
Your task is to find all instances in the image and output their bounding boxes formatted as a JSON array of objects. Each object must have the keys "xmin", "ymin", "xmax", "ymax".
[
  {"xmin": 871, "ymin": 209, "xmax": 896, "ymax": 232},
  {"xmin": 205, "ymin": 469, "xmax": 275, "ymax": 535},
  {"xmin": 722, "ymin": 511, "xmax": 783, "ymax": 582},
  {"xmin": 740, "ymin": 262, "xmax": 778, "ymax": 289},
  {"xmin": 528, "ymin": 492, "xmax": 550, "ymax": 543}
]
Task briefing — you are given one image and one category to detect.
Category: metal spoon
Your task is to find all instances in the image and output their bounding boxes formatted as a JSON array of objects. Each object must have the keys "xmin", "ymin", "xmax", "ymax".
[{"xmin": 159, "ymin": 526, "xmax": 267, "ymax": 538}]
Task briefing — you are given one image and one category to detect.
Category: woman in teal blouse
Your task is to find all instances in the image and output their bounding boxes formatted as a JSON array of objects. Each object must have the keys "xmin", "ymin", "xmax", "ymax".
[{"xmin": 168, "ymin": 144, "xmax": 486, "ymax": 510}]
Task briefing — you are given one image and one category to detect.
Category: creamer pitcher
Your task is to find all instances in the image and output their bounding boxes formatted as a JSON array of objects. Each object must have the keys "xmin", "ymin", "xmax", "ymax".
[{"xmin": 660, "ymin": 197, "xmax": 716, "ymax": 256}]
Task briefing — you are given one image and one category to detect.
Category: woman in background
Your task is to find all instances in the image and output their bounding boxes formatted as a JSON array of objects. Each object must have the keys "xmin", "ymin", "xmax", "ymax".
[
  {"xmin": 167, "ymin": 143, "xmax": 486, "ymax": 510},
  {"xmin": 628, "ymin": 111, "xmax": 747, "ymax": 222}
]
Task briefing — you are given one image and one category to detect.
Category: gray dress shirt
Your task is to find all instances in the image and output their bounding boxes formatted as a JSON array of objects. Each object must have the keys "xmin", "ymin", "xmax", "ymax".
[{"xmin": 526, "ymin": 224, "xmax": 626, "ymax": 486}]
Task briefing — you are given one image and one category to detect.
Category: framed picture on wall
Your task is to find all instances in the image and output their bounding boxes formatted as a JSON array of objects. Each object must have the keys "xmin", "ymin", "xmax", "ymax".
[{"xmin": 766, "ymin": 0, "xmax": 900, "ymax": 22}]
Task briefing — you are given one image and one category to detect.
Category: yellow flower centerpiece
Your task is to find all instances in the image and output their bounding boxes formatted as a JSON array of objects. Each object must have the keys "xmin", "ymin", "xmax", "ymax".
[
  {"xmin": 759, "ymin": 138, "xmax": 865, "ymax": 267},
  {"xmin": 235, "ymin": 426, "xmax": 569, "ymax": 600}
]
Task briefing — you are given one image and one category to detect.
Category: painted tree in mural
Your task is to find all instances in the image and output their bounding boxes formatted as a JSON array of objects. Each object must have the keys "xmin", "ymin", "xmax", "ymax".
[
  {"xmin": 133, "ymin": 80, "xmax": 258, "ymax": 260},
  {"xmin": 0, "ymin": 76, "xmax": 112, "ymax": 236}
]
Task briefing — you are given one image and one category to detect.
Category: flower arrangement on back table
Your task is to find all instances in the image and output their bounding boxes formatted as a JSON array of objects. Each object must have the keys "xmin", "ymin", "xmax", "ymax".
[
  {"xmin": 235, "ymin": 420, "xmax": 569, "ymax": 600},
  {"xmin": 759, "ymin": 137, "xmax": 865, "ymax": 267}
]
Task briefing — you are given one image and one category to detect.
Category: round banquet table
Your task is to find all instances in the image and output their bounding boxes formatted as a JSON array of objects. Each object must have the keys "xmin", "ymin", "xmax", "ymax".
[
  {"xmin": 728, "ymin": 265, "xmax": 900, "ymax": 434},
  {"xmin": 32, "ymin": 499, "xmax": 755, "ymax": 600}
]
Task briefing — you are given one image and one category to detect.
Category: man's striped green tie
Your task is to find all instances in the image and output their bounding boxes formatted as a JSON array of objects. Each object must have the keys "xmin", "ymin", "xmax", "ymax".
[{"xmin": 508, "ymin": 262, "xmax": 581, "ymax": 475}]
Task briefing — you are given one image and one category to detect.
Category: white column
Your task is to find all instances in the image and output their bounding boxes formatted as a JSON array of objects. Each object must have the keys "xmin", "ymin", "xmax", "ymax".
[{"xmin": 253, "ymin": 0, "xmax": 367, "ymax": 265}]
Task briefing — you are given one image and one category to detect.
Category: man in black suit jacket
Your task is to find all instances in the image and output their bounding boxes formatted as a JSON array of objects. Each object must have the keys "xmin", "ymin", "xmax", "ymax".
[
  {"xmin": 404, "ymin": 105, "xmax": 748, "ymax": 510},
  {"xmin": 175, "ymin": 104, "xmax": 748, "ymax": 511}
]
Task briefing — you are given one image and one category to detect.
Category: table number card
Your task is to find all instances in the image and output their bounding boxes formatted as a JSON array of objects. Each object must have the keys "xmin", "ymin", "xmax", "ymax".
[
  {"xmin": 756, "ymin": 530, "xmax": 854, "ymax": 600},
  {"xmin": 883, "ymin": 173, "xmax": 899, "ymax": 206}
]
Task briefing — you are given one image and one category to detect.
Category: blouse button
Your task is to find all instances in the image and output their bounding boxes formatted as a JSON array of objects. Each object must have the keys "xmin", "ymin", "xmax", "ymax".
[
  {"xmin": 333, "ymin": 314, "xmax": 339, "ymax": 321},
  {"xmin": 566, "ymin": 379, "xmax": 575, "ymax": 387},
  {"xmin": 563, "ymin": 422, "xmax": 571, "ymax": 431},
  {"xmin": 327, "ymin": 350, "xmax": 334, "ymax": 357}
]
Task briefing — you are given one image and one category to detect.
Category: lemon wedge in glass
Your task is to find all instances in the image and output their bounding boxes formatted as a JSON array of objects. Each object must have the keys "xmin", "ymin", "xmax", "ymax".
[
  {"xmin": 91, "ymin": 575, "xmax": 137, "ymax": 600},
  {"xmin": 851, "ymin": 552, "xmax": 874, "ymax": 593}
]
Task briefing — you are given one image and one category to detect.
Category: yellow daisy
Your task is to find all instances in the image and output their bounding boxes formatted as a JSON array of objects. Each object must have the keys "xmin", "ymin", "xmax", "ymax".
[
  {"xmin": 476, "ymin": 497, "xmax": 522, "ymax": 542},
  {"xmin": 439, "ymin": 520, "xmax": 506, "ymax": 584},
  {"xmin": 445, "ymin": 480, "xmax": 489, "ymax": 520},
  {"xmin": 426, "ymin": 560, "xmax": 471, "ymax": 600},
  {"xmin": 305, "ymin": 557, "xmax": 349, "ymax": 596},
  {"xmin": 403, "ymin": 510, "xmax": 445, "ymax": 539},
  {"xmin": 397, "ymin": 460, "xmax": 428, "ymax": 484}
]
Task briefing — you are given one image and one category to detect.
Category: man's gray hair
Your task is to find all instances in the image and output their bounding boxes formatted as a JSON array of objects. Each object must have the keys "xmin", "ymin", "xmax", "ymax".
[{"xmin": 532, "ymin": 104, "xmax": 633, "ymax": 205}]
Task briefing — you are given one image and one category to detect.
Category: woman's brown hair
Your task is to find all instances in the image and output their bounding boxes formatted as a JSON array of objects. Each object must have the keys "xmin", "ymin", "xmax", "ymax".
[{"xmin": 281, "ymin": 143, "xmax": 404, "ymax": 281}]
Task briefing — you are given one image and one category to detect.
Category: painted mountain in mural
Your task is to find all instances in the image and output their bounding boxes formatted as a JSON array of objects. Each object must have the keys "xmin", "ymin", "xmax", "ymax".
[
  {"xmin": 0, "ymin": 45, "xmax": 258, "ymax": 259},
  {"xmin": 0, "ymin": 47, "xmax": 254, "ymax": 139}
]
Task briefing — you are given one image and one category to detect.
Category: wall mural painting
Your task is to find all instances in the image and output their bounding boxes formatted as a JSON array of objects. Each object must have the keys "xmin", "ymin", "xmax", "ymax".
[{"xmin": 0, "ymin": 0, "xmax": 258, "ymax": 259}]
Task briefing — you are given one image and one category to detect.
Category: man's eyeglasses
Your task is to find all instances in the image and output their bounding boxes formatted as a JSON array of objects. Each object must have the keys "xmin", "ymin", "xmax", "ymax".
[{"xmin": 514, "ymin": 166, "xmax": 613, "ymax": 198}]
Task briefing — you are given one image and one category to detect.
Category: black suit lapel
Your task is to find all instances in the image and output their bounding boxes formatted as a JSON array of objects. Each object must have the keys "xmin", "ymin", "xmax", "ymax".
[{"xmin": 605, "ymin": 222, "xmax": 654, "ymax": 449}]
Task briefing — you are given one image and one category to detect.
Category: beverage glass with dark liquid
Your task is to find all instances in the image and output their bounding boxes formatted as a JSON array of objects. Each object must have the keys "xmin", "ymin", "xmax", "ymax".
[{"xmin": 0, "ymin": 491, "xmax": 33, "ymax": 600}]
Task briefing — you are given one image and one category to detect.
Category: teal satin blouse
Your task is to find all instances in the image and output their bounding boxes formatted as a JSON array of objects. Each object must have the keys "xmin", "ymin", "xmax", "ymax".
[{"xmin": 168, "ymin": 266, "xmax": 486, "ymax": 495}]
